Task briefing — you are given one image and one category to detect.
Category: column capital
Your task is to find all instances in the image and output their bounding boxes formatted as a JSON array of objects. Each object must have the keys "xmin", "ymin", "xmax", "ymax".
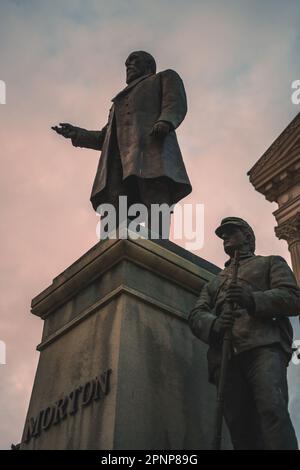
[{"xmin": 275, "ymin": 212, "xmax": 300, "ymax": 246}]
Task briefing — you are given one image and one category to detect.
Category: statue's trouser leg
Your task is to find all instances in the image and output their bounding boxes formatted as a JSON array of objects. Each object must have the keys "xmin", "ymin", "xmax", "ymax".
[
  {"xmin": 221, "ymin": 344, "xmax": 298, "ymax": 450},
  {"xmin": 238, "ymin": 344, "xmax": 298, "ymax": 450},
  {"xmin": 97, "ymin": 150, "xmax": 173, "ymax": 237},
  {"xmin": 137, "ymin": 177, "xmax": 172, "ymax": 238},
  {"xmin": 99, "ymin": 150, "xmax": 139, "ymax": 234},
  {"xmin": 218, "ymin": 355, "xmax": 265, "ymax": 449}
]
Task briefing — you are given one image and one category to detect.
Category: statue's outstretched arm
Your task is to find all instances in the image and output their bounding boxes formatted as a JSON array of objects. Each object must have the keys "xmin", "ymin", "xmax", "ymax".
[{"xmin": 52, "ymin": 122, "xmax": 108, "ymax": 151}]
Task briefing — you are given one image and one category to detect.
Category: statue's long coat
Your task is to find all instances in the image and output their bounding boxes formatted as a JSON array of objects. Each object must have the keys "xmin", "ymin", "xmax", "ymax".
[{"xmin": 72, "ymin": 70, "xmax": 192, "ymax": 210}]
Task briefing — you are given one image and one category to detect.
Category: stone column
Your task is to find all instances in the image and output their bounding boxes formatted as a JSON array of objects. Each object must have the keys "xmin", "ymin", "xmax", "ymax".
[{"xmin": 275, "ymin": 213, "xmax": 300, "ymax": 285}]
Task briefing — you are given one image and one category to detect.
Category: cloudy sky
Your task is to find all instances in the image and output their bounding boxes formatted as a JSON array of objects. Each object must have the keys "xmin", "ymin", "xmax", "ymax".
[{"xmin": 1, "ymin": 0, "xmax": 300, "ymax": 449}]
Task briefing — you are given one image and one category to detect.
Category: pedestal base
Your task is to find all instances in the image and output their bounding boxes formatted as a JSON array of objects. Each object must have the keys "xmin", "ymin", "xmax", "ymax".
[{"xmin": 20, "ymin": 237, "xmax": 229, "ymax": 449}]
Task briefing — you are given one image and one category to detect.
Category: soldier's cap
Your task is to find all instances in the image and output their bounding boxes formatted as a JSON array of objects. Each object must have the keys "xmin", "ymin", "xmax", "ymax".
[{"xmin": 215, "ymin": 217, "xmax": 255, "ymax": 238}]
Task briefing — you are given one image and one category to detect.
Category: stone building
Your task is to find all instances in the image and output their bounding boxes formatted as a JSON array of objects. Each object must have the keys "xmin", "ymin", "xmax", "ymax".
[{"xmin": 248, "ymin": 112, "xmax": 300, "ymax": 284}]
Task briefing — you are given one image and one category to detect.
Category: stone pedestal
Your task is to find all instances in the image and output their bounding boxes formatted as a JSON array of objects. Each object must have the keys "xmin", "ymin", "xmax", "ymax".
[{"xmin": 20, "ymin": 237, "xmax": 228, "ymax": 450}]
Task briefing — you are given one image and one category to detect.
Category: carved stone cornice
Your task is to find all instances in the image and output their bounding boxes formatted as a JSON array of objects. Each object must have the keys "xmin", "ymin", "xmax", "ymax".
[
  {"xmin": 248, "ymin": 112, "xmax": 300, "ymax": 202},
  {"xmin": 275, "ymin": 212, "xmax": 300, "ymax": 245},
  {"xmin": 264, "ymin": 165, "xmax": 300, "ymax": 202},
  {"xmin": 248, "ymin": 113, "xmax": 300, "ymax": 179}
]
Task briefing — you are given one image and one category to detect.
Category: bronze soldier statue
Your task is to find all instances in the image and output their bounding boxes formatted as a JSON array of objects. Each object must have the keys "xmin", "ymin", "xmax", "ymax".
[
  {"xmin": 189, "ymin": 217, "xmax": 300, "ymax": 450},
  {"xmin": 52, "ymin": 51, "xmax": 191, "ymax": 233}
]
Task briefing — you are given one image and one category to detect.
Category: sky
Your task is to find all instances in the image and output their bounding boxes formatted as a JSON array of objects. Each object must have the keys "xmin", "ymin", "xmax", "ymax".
[{"xmin": 1, "ymin": 0, "xmax": 300, "ymax": 449}]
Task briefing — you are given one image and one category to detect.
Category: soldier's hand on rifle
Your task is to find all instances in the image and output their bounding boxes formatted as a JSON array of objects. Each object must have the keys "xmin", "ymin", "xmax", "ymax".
[
  {"xmin": 225, "ymin": 283, "xmax": 255, "ymax": 313},
  {"xmin": 212, "ymin": 310, "xmax": 235, "ymax": 335},
  {"xmin": 150, "ymin": 121, "xmax": 172, "ymax": 139},
  {"xmin": 51, "ymin": 123, "xmax": 78, "ymax": 140}
]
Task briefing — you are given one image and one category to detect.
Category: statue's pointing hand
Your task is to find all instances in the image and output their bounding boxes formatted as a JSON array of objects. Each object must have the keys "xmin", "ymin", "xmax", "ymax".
[{"xmin": 51, "ymin": 123, "xmax": 78, "ymax": 140}]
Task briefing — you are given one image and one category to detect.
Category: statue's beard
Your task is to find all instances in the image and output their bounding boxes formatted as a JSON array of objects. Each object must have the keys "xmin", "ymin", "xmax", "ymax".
[
  {"xmin": 126, "ymin": 66, "xmax": 147, "ymax": 84},
  {"xmin": 126, "ymin": 72, "xmax": 139, "ymax": 84}
]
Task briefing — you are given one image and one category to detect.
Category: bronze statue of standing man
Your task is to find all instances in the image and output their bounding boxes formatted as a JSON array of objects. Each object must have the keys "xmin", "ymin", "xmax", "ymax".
[
  {"xmin": 189, "ymin": 217, "xmax": 300, "ymax": 450},
  {"xmin": 52, "ymin": 51, "xmax": 191, "ymax": 233}
]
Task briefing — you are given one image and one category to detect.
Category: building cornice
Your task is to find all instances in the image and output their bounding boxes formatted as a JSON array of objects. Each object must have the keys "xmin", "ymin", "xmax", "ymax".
[{"xmin": 248, "ymin": 112, "xmax": 300, "ymax": 201}]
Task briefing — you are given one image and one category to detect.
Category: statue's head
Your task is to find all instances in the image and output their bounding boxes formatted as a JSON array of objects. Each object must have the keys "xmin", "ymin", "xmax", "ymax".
[
  {"xmin": 125, "ymin": 51, "xmax": 156, "ymax": 84},
  {"xmin": 215, "ymin": 217, "xmax": 256, "ymax": 257}
]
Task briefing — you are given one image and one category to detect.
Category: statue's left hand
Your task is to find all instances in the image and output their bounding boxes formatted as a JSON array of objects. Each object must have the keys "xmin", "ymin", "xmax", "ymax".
[{"xmin": 150, "ymin": 121, "xmax": 172, "ymax": 139}]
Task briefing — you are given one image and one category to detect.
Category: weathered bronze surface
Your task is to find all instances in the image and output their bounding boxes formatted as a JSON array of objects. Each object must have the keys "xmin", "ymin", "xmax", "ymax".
[
  {"xmin": 52, "ymin": 51, "xmax": 192, "ymax": 223},
  {"xmin": 189, "ymin": 217, "xmax": 300, "ymax": 450}
]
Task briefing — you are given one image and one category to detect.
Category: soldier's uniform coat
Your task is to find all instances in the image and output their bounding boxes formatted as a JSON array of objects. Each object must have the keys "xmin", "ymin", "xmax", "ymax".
[{"xmin": 189, "ymin": 253, "xmax": 300, "ymax": 382}]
